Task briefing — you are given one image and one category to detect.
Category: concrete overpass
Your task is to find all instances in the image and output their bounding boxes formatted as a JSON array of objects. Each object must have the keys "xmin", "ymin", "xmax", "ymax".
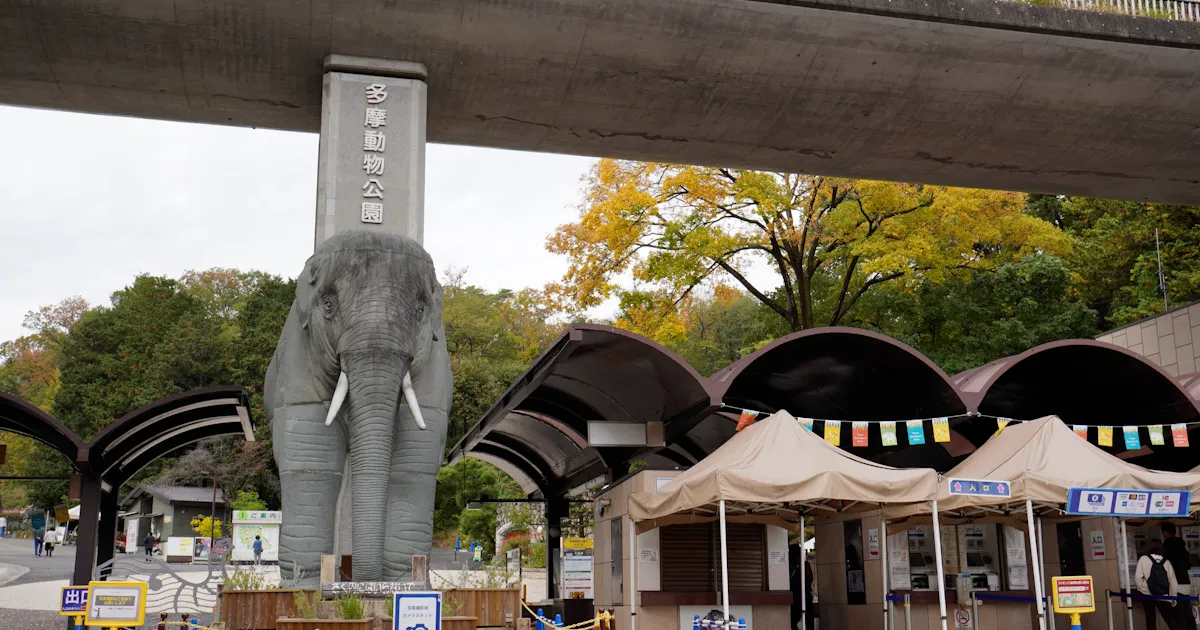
[{"xmin": 3, "ymin": 0, "xmax": 1200, "ymax": 204}]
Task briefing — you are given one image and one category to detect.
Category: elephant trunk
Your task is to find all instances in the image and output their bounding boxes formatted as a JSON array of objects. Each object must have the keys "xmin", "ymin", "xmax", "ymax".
[{"xmin": 342, "ymin": 341, "xmax": 409, "ymax": 581}]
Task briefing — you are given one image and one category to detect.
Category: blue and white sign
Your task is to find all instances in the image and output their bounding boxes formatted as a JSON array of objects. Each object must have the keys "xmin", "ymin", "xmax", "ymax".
[
  {"xmin": 393, "ymin": 591, "xmax": 441, "ymax": 630},
  {"xmin": 1066, "ymin": 488, "xmax": 1191, "ymax": 518},
  {"xmin": 948, "ymin": 478, "xmax": 1011, "ymax": 498},
  {"xmin": 59, "ymin": 586, "xmax": 88, "ymax": 615}
]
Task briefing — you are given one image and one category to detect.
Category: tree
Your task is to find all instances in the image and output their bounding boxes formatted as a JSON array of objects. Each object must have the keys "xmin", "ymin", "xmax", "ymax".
[
  {"xmin": 155, "ymin": 441, "xmax": 278, "ymax": 518},
  {"xmin": 860, "ymin": 254, "xmax": 1099, "ymax": 373},
  {"xmin": 434, "ymin": 458, "xmax": 522, "ymax": 559},
  {"xmin": 229, "ymin": 490, "xmax": 268, "ymax": 511},
  {"xmin": 190, "ymin": 515, "xmax": 224, "ymax": 539},
  {"xmin": 546, "ymin": 160, "xmax": 1068, "ymax": 331}
]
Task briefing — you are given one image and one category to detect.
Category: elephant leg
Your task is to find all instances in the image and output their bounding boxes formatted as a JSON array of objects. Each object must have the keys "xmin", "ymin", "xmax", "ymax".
[
  {"xmin": 274, "ymin": 403, "xmax": 347, "ymax": 587},
  {"xmin": 382, "ymin": 404, "xmax": 448, "ymax": 580}
]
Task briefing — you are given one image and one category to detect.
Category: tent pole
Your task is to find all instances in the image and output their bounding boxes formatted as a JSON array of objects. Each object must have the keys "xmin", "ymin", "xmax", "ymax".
[
  {"xmin": 1037, "ymin": 516, "xmax": 1049, "ymax": 614},
  {"xmin": 1026, "ymin": 500, "xmax": 1047, "ymax": 630},
  {"xmin": 800, "ymin": 515, "xmax": 808, "ymax": 630},
  {"xmin": 720, "ymin": 500, "xmax": 731, "ymax": 625},
  {"xmin": 932, "ymin": 500, "xmax": 949, "ymax": 630},
  {"xmin": 1120, "ymin": 519, "xmax": 1133, "ymax": 630},
  {"xmin": 881, "ymin": 518, "xmax": 889, "ymax": 630},
  {"xmin": 630, "ymin": 519, "xmax": 638, "ymax": 630}
]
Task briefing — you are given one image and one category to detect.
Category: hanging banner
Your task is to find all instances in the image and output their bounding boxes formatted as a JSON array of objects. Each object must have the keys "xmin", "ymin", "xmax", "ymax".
[
  {"xmin": 888, "ymin": 531, "xmax": 911, "ymax": 590},
  {"xmin": 825, "ymin": 421, "xmax": 842, "ymax": 446},
  {"xmin": 735, "ymin": 410, "xmax": 758, "ymax": 431},
  {"xmin": 880, "ymin": 422, "xmax": 898, "ymax": 446},
  {"xmin": 940, "ymin": 525, "xmax": 960, "ymax": 570},
  {"xmin": 1073, "ymin": 425, "xmax": 1088, "ymax": 440},
  {"xmin": 1173, "ymin": 424, "xmax": 1190, "ymax": 447},
  {"xmin": 1124, "ymin": 426, "xmax": 1142, "ymax": 450},
  {"xmin": 1149, "ymin": 425, "xmax": 1166, "ymax": 446},
  {"xmin": 799, "ymin": 417, "xmax": 814, "ymax": 432},
  {"xmin": 852, "ymin": 422, "xmax": 869, "ymax": 447},
  {"xmin": 995, "ymin": 419, "xmax": 1009, "ymax": 436},
  {"xmin": 932, "ymin": 417, "xmax": 950, "ymax": 443},
  {"xmin": 1098, "ymin": 426, "xmax": 1113, "ymax": 447},
  {"xmin": 907, "ymin": 420, "xmax": 926, "ymax": 445},
  {"xmin": 1066, "ymin": 488, "xmax": 1190, "ymax": 517},
  {"xmin": 1004, "ymin": 526, "xmax": 1029, "ymax": 590},
  {"xmin": 948, "ymin": 478, "xmax": 1011, "ymax": 498}
]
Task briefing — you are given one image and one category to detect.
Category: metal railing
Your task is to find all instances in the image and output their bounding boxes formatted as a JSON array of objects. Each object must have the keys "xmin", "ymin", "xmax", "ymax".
[{"xmin": 1040, "ymin": 0, "xmax": 1200, "ymax": 22}]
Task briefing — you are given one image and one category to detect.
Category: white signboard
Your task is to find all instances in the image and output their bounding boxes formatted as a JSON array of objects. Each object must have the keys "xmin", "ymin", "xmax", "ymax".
[
  {"xmin": 232, "ymin": 522, "xmax": 280, "ymax": 562},
  {"xmin": 561, "ymin": 538, "xmax": 595, "ymax": 599},
  {"xmin": 166, "ymin": 537, "xmax": 194, "ymax": 557},
  {"xmin": 1003, "ymin": 526, "xmax": 1029, "ymax": 590},
  {"xmin": 868, "ymin": 528, "xmax": 880, "ymax": 560},
  {"xmin": 393, "ymin": 591, "xmax": 441, "ymax": 630},
  {"xmin": 888, "ymin": 531, "xmax": 911, "ymax": 591},
  {"xmin": 124, "ymin": 519, "xmax": 139, "ymax": 554},
  {"xmin": 1090, "ymin": 530, "xmax": 1107, "ymax": 560}
]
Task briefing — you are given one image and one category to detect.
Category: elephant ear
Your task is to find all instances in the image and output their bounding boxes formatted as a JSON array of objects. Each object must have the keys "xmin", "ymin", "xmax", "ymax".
[{"xmin": 295, "ymin": 254, "xmax": 327, "ymax": 331}]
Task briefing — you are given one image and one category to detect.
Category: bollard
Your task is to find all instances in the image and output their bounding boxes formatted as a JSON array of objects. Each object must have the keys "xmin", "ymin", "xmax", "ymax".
[
  {"xmin": 1106, "ymin": 591, "xmax": 1114, "ymax": 630},
  {"xmin": 537, "ymin": 608, "xmax": 545, "ymax": 630},
  {"xmin": 554, "ymin": 613, "xmax": 563, "ymax": 628},
  {"xmin": 738, "ymin": 618, "xmax": 747, "ymax": 629},
  {"xmin": 191, "ymin": 616, "xmax": 199, "ymax": 630},
  {"xmin": 905, "ymin": 593, "xmax": 912, "ymax": 630},
  {"xmin": 972, "ymin": 597, "xmax": 979, "ymax": 630},
  {"xmin": 694, "ymin": 615, "xmax": 701, "ymax": 629},
  {"xmin": 158, "ymin": 611, "xmax": 169, "ymax": 630}
]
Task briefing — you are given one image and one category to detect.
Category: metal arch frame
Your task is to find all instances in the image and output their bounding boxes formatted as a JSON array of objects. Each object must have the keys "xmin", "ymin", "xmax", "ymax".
[
  {"xmin": 961, "ymin": 338, "xmax": 1200, "ymax": 416},
  {"xmin": 469, "ymin": 442, "xmax": 551, "ymax": 497},
  {"xmin": 0, "ymin": 391, "xmax": 86, "ymax": 467}
]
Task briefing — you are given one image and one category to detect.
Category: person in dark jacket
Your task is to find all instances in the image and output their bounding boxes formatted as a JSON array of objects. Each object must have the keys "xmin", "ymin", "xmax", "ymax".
[
  {"xmin": 1163, "ymin": 523, "xmax": 1196, "ymax": 630},
  {"xmin": 143, "ymin": 531, "xmax": 156, "ymax": 561}
]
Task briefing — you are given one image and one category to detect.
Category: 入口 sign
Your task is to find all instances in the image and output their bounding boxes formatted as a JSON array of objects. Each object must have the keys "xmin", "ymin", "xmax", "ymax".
[{"xmin": 948, "ymin": 478, "xmax": 1011, "ymax": 497}]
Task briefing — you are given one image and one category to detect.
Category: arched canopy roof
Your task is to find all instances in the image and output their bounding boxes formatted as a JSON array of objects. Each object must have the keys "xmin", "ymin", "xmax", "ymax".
[
  {"xmin": 0, "ymin": 392, "xmax": 85, "ymax": 469},
  {"xmin": 86, "ymin": 386, "xmax": 254, "ymax": 486},
  {"xmin": 448, "ymin": 324, "xmax": 719, "ymax": 496},
  {"xmin": 958, "ymin": 340, "xmax": 1200, "ymax": 471},
  {"xmin": 710, "ymin": 327, "xmax": 969, "ymax": 421}
]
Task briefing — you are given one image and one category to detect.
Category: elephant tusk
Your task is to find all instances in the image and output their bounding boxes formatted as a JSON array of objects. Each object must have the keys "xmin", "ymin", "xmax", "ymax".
[
  {"xmin": 324, "ymin": 371, "xmax": 348, "ymax": 426},
  {"xmin": 402, "ymin": 371, "xmax": 427, "ymax": 430}
]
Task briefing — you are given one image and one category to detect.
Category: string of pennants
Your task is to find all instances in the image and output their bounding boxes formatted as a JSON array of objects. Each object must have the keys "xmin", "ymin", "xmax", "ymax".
[{"xmin": 729, "ymin": 406, "xmax": 1192, "ymax": 449}]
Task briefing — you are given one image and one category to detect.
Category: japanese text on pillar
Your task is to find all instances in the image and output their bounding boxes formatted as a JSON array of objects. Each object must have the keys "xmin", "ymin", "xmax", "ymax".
[{"xmin": 361, "ymin": 83, "xmax": 388, "ymax": 224}]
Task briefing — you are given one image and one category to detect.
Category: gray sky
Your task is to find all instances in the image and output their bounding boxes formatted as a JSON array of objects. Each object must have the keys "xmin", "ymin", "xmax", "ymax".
[{"xmin": 0, "ymin": 105, "xmax": 597, "ymax": 342}]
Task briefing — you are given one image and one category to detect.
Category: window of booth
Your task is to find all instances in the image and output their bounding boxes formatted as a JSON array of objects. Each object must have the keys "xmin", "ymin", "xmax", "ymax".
[
  {"xmin": 844, "ymin": 520, "xmax": 866, "ymax": 605},
  {"xmin": 1056, "ymin": 522, "xmax": 1086, "ymax": 576},
  {"xmin": 660, "ymin": 522, "xmax": 767, "ymax": 592}
]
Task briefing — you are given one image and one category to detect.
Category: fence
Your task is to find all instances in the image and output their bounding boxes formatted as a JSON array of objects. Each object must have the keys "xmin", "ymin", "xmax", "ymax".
[{"xmin": 1036, "ymin": 0, "xmax": 1200, "ymax": 22}]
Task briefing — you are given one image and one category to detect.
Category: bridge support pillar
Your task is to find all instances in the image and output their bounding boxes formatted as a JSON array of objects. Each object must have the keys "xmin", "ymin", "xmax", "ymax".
[{"xmin": 314, "ymin": 55, "xmax": 427, "ymax": 247}]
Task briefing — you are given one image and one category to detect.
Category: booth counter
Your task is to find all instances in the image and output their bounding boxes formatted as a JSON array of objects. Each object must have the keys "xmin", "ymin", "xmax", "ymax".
[{"xmin": 593, "ymin": 470, "xmax": 793, "ymax": 630}]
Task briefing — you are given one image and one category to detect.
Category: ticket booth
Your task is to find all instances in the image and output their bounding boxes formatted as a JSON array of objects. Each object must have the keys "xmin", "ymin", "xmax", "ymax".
[{"xmin": 593, "ymin": 470, "xmax": 794, "ymax": 630}]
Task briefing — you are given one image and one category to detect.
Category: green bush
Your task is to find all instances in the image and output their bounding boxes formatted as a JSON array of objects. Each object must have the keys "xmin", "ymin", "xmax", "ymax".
[
  {"xmin": 292, "ymin": 591, "xmax": 317, "ymax": 619},
  {"xmin": 525, "ymin": 542, "xmax": 547, "ymax": 568},
  {"xmin": 336, "ymin": 594, "xmax": 364, "ymax": 620},
  {"xmin": 222, "ymin": 568, "xmax": 273, "ymax": 591}
]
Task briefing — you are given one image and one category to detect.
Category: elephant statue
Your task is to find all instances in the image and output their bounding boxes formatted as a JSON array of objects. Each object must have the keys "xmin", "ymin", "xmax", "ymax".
[{"xmin": 266, "ymin": 230, "xmax": 452, "ymax": 584}]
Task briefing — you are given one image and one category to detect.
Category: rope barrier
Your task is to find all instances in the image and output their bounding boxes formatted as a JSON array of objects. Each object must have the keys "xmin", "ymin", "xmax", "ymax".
[
  {"xmin": 1108, "ymin": 589, "xmax": 1199, "ymax": 603},
  {"xmin": 972, "ymin": 593, "xmax": 1045, "ymax": 604},
  {"xmin": 521, "ymin": 598, "xmax": 615, "ymax": 629},
  {"xmin": 156, "ymin": 622, "xmax": 220, "ymax": 630},
  {"xmin": 886, "ymin": 594, "xmax": 907, "ymax": 602}
]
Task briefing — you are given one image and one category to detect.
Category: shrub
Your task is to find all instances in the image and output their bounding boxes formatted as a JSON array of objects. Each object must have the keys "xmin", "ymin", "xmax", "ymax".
[
  {"xmin": 292, "ymin": 591, "xmax": 317, "ymax": 619},
  {"xmin": 336, "ymin": 594, "xmax": 364, "ymax": 620}
]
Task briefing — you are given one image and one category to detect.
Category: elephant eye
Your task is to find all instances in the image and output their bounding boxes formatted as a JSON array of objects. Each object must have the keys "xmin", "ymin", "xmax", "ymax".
[{"xmin": 321, "ymin": 296, "xmax": 336, "ymax": 316}]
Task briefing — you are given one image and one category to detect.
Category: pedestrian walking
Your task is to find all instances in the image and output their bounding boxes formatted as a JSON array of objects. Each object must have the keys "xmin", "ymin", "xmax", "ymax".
[
  {"xmin": 33, "ymin": 528, "xmax": 43, "ymax": 557},
  {"xmin": 143, "ymin": 530, "xmax": 156, "ymax": 561},
  {"xmin": 0, "ymin": 515, "xmax": 7, "ymax": 538},
  {"xmin": 43, "ymin": 527, "xmax": 58, "ymax": 558},
  {"xmin": 1163, "ymin": 523, "xmax": 1197, "ymax": 630},
  {"xmin": 252, "ymin": 535, "xmax": 264, "ymax": 566},
  {"xmin": 1136, "ymin": 540, "xmax": 1182, "ymax": 630}
]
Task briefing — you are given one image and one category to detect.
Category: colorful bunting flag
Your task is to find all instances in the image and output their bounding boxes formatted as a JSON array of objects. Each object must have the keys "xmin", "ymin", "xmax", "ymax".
[
  {"xmin": 1173, "ymin": 423, "xmax": 1189, "ymax": 447},
  {"xmin": 1149, "ymin": 425, "xmax": 1165, "ymax": 446},
  {"xmin": 906, "ymin": 420, "xmax": 926, "ymax": 445},
  {"xmin": 1123, "ymin": 426, "xmax": 1141, "ymax": 450},
  {"xmin": 825, "ymin": 420, "xmax": 842, "ymax": 446},
  {"xmin": 852, "ymin": 421, "xmax": 869, "ymax": 447},
  {"xmin": 799, "ymin": 417, "xmax": 814, "ymax": 432},
  {"xmin": 735, "ymin": 409, "xmax": 758, "ymax": 432},
  {"xmin": 880, "ymin": 421, "xmax": 898, "ymax": 447},
  {"xmin": 1073, "ymin": 425, "xmax": 1088, "ymax": 440},
  {"xmin": 1098, "ymin": 426, "xmax": 1113, "ymax": 447},
  {"xmin": 932, "ymin": 417, "xmax": 950, "ymax": 443},
  {"xmin": 994, "ymin": 419, "xmax": 1010, "ymax": 436}
]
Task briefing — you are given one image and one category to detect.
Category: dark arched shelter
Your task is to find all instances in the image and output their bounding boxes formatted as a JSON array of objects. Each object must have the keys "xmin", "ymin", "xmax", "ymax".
[
  {"xmin": 708, "ymin": 327, "xmax": 972, "ymax": 470},
  {"xmin": 0, "ymin": 387, "xmax": 253, "ymax": 585},
  {"xmin": 958, "ymin": 340, "xmax": 1200, "ymax": 471}
]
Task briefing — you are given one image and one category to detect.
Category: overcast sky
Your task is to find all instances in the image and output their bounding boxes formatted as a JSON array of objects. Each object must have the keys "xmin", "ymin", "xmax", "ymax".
[{"xmin": 0, "ymin": 105, "xmax": 599, "ymax": 343}]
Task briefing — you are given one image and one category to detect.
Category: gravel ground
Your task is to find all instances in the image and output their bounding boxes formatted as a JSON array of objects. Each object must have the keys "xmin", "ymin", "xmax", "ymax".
[{"xmin": 0, "ymin": 608, "xmax": 215, "ymax": 629}]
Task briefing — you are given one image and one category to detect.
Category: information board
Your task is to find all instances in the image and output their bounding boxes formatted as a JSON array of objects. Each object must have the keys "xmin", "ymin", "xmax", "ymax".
[
  {"xmin": 1051, "ymin": 576, "xmax": 1095, "ymax": 614},
  {"xmin": 392, "ymin": 591, "xmax": 441, "ymax": 630},
  {"xmin": 948, "ymin": 478, "xmax": 1011, "ymax": 497},
  {"xmin": 1066, "ymin": 488, "xmax": 1190, "ymax": 517},
  {"xmin": 232, "ymin": 511, "xmax": 281, "ymax": 562},
  {"xmin": 85, "ymin": 581, "xmax": 147, "ymax": 627},
  {"xmin": 59, "ymin": 586, "xmax": 88, "ymax": 616},
  {"xmin": 561, "ymin": 537, "xmax": 595, "ymax": 599}
]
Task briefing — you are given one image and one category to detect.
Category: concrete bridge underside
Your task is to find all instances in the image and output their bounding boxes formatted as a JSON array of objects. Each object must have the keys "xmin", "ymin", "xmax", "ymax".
[{"xmin": 2, "ymin": 0, "xmax": 1200, "ymax": 203}]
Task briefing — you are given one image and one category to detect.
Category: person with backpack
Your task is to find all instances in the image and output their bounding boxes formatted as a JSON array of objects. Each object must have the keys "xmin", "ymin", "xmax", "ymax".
[
  {"xmin": 1137, "ymin": 540, "xmax": 1183, "ymax": 630},
  {"xmin": 1163, "ymin": 523, "xmax": 1196, "ymax": 630}
]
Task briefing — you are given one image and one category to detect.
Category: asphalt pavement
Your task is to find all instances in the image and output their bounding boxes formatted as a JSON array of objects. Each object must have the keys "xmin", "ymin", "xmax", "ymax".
[{"xmin": 0, "ymin": 536, "xmax": 74, "ymax": 588}]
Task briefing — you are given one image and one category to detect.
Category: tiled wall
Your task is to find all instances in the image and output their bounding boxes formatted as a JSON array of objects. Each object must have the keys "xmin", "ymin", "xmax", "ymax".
[{"xmin": 1097, "ymin": 302, "xmax": 1200, "ymax": 376}]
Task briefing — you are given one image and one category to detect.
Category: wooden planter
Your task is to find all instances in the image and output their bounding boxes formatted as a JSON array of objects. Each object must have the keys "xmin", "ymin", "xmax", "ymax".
[
  {"xmin": 441, "ymin": 588, "xmax": 519, "ymax": 627},
  {"xmin": 277, "ymin": 618, "xmax": 373, "ymax": 630},
  {"xmin": 221, "ymin": 589, "xmax": 316, "ymax": 630}
]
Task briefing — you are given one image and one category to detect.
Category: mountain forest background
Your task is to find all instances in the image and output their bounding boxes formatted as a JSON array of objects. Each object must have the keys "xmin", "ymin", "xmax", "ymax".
[{"xmin": 4, "ymin": 160, "xmax": 1199, "ymax": 561}]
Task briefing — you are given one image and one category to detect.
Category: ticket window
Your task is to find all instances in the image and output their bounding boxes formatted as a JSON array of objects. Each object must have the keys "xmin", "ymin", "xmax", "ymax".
[{"xmin": 844, "ymin": 520, "xmax": 866, "ymax": 605}]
